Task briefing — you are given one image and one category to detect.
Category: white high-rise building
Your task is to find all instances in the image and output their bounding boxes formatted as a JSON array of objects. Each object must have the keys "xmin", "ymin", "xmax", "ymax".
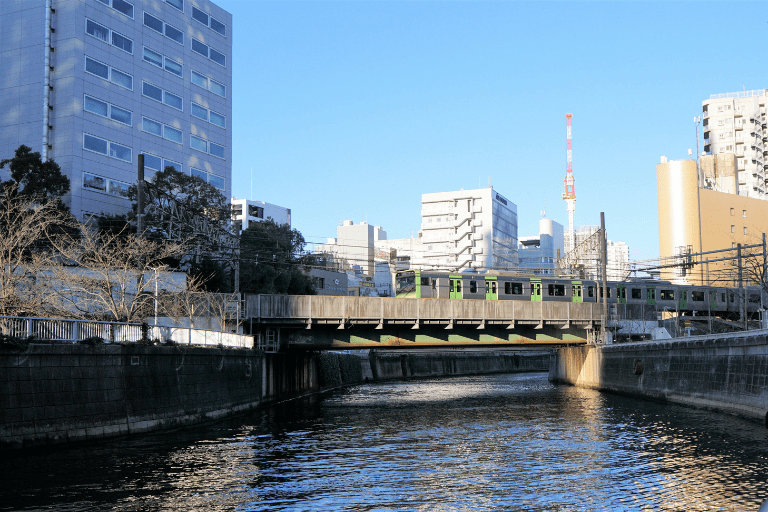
[
  {"xmin": 0, "ymin": 0, "xmax": 232, "ymax": 220},
  {"xmin": 387, "ymin": 187, "xmax": 517, "ymax": 272},
  {"xmin": 702, "ymin": 90, "xmax": 766, "ymax": 199}
]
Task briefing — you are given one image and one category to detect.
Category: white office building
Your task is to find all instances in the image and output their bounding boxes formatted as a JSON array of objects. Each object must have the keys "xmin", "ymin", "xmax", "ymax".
[
  {"xmin": 231, "ymin": 197, "xmax": 291, "ymax": 232},
  {"xmin": 702, "ymin": 90, "xmax": 767, "ymax": 199},
  {"xmin": 315, "ymin": 220, "xmax": 387, "ymax": 276},
  {"xmin": 418, "ymin": 187, "xmax": 517, "ymax": 271},
  {"xmin": 0, "ymin": 0, "xmax": 232, "ymax": 220}
]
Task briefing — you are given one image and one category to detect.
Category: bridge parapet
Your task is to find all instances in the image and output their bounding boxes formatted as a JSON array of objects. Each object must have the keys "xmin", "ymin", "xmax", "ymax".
[{"xmin": 246, "ymin": 295, "xmax": 603, "ymax": 330}]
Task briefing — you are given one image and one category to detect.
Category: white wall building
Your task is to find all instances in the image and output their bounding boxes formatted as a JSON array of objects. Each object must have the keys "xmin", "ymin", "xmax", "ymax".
[
  {"xmin": 702, "ymin": 90, "xmax": 767, "ymax": 199},
  {"xmin": 0, "ymin": 0, "xmax": 233, "ymax": 221},
  {"xmin": 315, "ymin": 220, "xmax": 387, "ymax": 276},
  {"xmin": 231, "ymin": 197, "xmax": 290, "ymax": 232},
  {"xmin": 417, "ymin": 187, "xmax": 518, "ymax": 271},
  {"xmin": 518, "ymin": 217, "xmax": 564, "ymax": 275}
]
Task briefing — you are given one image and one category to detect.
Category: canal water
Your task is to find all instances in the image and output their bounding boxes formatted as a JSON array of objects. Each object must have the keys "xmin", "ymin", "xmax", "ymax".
[{"xmin": 3, "ymin": 372, "xmax": 768, "ymax": 511}]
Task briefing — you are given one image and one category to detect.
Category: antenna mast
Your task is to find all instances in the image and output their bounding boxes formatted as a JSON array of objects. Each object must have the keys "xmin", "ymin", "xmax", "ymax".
[{"xmin": 563, "ymin": 113, "xmax": 577, "ymax": 253}]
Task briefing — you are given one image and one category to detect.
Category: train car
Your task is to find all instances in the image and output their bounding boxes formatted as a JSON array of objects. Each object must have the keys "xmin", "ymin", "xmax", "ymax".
[{"xmin": 394, "ymin": 270, "xmax": 764, "ymax": 318}]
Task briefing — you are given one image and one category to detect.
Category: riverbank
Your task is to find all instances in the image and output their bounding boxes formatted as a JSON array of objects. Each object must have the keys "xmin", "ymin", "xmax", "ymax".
[
  {"xmin": 549, "ymin": 332, "xmax": 768, "ymax": 425},
  {"xmin": 0, "ymin": 343, "xmax": 550, "ymax": 450}
]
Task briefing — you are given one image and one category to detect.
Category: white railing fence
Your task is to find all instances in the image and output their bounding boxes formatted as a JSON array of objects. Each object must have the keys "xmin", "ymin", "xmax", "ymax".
[{"xmin": 0, "ymin": 316, "xmax": 253, "ymax": 349}]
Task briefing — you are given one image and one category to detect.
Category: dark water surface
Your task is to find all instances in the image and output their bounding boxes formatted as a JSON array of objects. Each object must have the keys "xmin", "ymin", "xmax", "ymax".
[{"xmin": 3, "ymin": 372, "xmax": 768, "ymax": 511}]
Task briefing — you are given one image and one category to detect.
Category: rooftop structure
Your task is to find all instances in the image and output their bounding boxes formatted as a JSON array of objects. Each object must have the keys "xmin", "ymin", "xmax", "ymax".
[{"xmin": 231, "ymin": 197, "xmax": 291, "ymax": 232}]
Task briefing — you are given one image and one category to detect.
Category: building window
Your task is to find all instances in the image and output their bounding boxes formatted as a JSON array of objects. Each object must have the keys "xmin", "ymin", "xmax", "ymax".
[
  {"xmin": 743, "ymin": 210, "xmax": 747, "ymax": 218},
  {"xmin": 143, "ymin": 12, "xmax": 184, "ymax": 45},
  {"xmin": 85, "ymin": 56, "xmax": 133, "ymax": 90},
  {"xmin": 142, "ymin": 117, "xmax": 182, "ymax": 144},
  {"xmin": 191, "ymin": 37, "xmax": 226, "ymax": 67},
  {"xmin": 731, "ymin": 225, "xmax": 735, "ymax": 233},
  {"xmin": 83, "ymin": 95, "xmax": 132, "ymax": 126},
  {"xmin": 97, "ymin": 0, "xmax": 134, "ymax": 19},
  {"xmin": 83, "ymin": 171, "xmax": 130, "ymax": 199},
  {"xmin": 191, "ymin": 102, "xmax": 226, "ymax": 128},
  {"xmin": 83, "ymin": 133, "xmax": 131, "ymax": 162},
  {"xmin": 191, "ymin": 7, "xmax": 226, "ymax": 36},
  {"xmin": 730, "ymin": 208, "xmax": 734, "ymax": 216},
  {"xmin": 85, "ymin": 18, "xmax": 133, "ymax": 55},
  {"xmin": 142, "ymin": 81, "xmax": 183, "ymax": 111},
  {"xmin": 143, "ymin": 153, "xmax": 182, "ymax": 174},
  {"xmin": 191, "ymin": 70, "xmax": 226, "ymax": 97},
  {"xmin": 190, "ymin": 135, "xmax": 225, "ymax": 159},
  {"xmin": 142, "ymin": 47, "xmax": 183, "ymax": 77},
  {"xmin": 744, "ymin": 227, "xmax": 748, "ymax": 235},
  {"xmin": 164, "ymin": 0, "xmax": 183, "ymax": 10},
  {"xmin": 191, "ymin": 167, "xmax": 225, "ymax": 190}
]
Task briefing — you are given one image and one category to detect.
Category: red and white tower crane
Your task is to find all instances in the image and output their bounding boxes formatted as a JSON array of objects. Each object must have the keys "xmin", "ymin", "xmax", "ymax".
[{"xmin": 563, "ymin": 113, "xmax": 576, "ymax": 252}]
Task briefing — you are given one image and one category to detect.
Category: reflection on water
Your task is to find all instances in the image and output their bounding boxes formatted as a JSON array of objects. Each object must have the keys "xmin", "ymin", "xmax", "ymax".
[{"xmin": 2, "ymin": 373, "xmax": 768, "ymax": 511}]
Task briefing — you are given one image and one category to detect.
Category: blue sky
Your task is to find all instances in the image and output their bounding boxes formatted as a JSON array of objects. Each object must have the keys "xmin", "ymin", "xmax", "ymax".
[{"xmin": 218, "ymin": 0, "xmax": 767, "ymax": 261}]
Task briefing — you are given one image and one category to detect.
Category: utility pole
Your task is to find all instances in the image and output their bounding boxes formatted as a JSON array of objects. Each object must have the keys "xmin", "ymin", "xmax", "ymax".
[
  {"xmin": 763, "ymin": 233, "xmax": 767, "ymax": 328},
  {"xmin": 600, "ymin": 212, "xmax": 608, "ymax": 343},
  {"xmin": 137, "ymin": 154, "xmax": 145, "ymax": 236},
  {"xmin": 738, "ymin": 243, "xmax": 745, "ymax": 330}
]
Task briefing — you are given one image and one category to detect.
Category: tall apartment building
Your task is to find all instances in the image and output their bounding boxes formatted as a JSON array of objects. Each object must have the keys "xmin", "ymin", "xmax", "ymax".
[
  {"xmin": 702, "ymin": 90, "xmax": 766, "ymax": 199},
  {"xmin": 417, "ymin": 187, "xmax": 518, "ymax": 271},
  {"xmin": 231, "ymin": 198, "xmax": 291, "ymax": 232},
  {"xmin": 0, "ymin": 0, "xmax": 232, "ymax": 220}
]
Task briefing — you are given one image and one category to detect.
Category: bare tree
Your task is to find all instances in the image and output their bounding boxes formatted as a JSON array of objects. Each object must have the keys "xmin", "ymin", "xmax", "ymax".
[
  {"xmin": 47, "ymin": 226, "xmax": 187, "ymax": 323},
  {"xmin": 0, "ymin": 183, "xmax": 73, "ymax": 317}
]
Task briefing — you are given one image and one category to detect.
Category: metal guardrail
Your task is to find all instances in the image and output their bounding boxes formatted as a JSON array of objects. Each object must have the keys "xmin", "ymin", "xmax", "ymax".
[{"xmin": 0, "ymin": 316, "xmax": 253, "ymax": 349}]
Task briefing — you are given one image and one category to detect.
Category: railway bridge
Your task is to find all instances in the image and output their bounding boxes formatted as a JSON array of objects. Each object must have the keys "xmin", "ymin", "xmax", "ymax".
[{"xmin": 245, "ymin": 295, "xmax": 614, "ymax": 350}]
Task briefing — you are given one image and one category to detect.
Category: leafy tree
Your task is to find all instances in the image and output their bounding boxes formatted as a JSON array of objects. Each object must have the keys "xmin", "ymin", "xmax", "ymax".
[
  {"xmin": 0, "ymin": 145, "xmax": 70, "ymax": 202},
  {"xmin": 239, "ymin": 219, "xmax": 316, "ymax": 295}
]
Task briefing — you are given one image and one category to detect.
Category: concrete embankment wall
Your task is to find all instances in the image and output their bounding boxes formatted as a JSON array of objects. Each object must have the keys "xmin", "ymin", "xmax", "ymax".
[
  {"xmin": 0, "ymin": 344, "xmax": 550, "ymax": 450},
  {"xmin": 550, "ymin": 334, "xmax": 768, "ymax": 423}
]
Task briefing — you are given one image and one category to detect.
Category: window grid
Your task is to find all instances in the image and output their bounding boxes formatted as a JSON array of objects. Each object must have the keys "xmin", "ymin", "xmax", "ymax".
[
  {"xmin": 191, "ymin": 6, "xmax": 226, "ymax": 36},
  {"xmin": 191, "ymin": 102, "xmax": 226, "ymax": 128},
  {"xmin": 83, "ymin": 133, "xmax": 132, "ymax": 162},
  {"xmin": 84, "ymin": 56, "xmax": 133, "ymax": 91},
  {"xmin": 85, "ymin": 19, "xmax": 133, "ymax": 54},
  {"xmin": 191, "ymin": 37, "xmax": 226, "ymax": 67},
  {"xmin": 96, "ymin": 0, "xmax": 134, "ymax": 19},
  {"xmin": 143, "ymin": 11, "xmax": 184, "ymax": 45},
  {"xmin": 142, "ymin": 47, "xmax": 183, "ymax": 78},
  {"xmin": 142, "ymin": 117, "xmax": 183, "ymax": 145},
  {"xmin": 191, "ymin": 70, "xmax": 226, "ymax": 98},
  {"xmin": 142, "ymin": 81, "xmax": 183, "ymax": 111},
  {"xmin": 83, "ymin": 95, "xmax": 132, "ymax": 126}
]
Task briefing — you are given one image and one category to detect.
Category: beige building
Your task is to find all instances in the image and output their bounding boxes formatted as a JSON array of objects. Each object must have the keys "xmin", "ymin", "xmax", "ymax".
[
  {"xmin": 656, "ymin": 156, "xmax": 768, "ymax": 286},
  {"xmin": 702, "ymin": 90, "xmax": 767, "ymax": 198},
  {"xmin": 315, "ymin": 220, "xmax": 387, "ymax": 276}
]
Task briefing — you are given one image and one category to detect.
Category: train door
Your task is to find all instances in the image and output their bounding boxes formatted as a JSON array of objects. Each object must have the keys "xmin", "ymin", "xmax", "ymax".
[
  {"xmin": 680, "ymin": 288, "xmax": 688, "ymax": 310},
  {"xmin": 617, "ymin": 284, "xmax": 626, "ymax": 304},
  {"xmin": 449, "ymin": 275, "xmax": 463, "ymax": 300},
  {"xmin": 571, "ymin": 281, "xmax": 583, "ymax": 303},
  {"xmin": 485, "ymin": 277, "xmax": 498, "ymax": 301},
  {"xmin": 646, "ymin": 287, "xmax": 656, "ymax": 306},
  {"xmin": 530, "ymin": 278, "xmax": 542, "ymax": 302},
  {"xmin": 709, "ymin": 288, "xmax": 718, "ymax": 311}
]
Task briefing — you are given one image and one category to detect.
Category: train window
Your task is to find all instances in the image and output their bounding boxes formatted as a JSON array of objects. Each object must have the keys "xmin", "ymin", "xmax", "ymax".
[
  {"xmin": 721, "ymin": 293, "xmax": 726, "ymax": 302},
  {"xmin": 485, "ymin": 281, "xmax": 490, "ymax": 294},
  {"xmin": 749, "ymin": 293, "xmax": 760, "ymax": 303},
  {"xmin": 647, "ymin": 288, "xmax": 655, "ymax": 300},
  {"xmin": 505, "ymin": 282, "xmax": 523, "ymax": 295},
  {"xmin": 599, "ymin": 287, "xmax": 612, "ymax": 298},
  {"xmin": 491, "ymin": 282, "xmax": 497, "ymax": 294},
  {"xmin": 456, "ymin": 281, "xmax": 461, "ymax": 292},
  {"xmin": 420, "ymin": 277, "xmax": 430, "ymax": 286},
  {"xmin": 574, "ymin": 285, "xmax": 582, "ymax": 297},
  {"xmin": 692, "ymin": 291, "xmax": 704, "ymax": 301},
  {"xmin": 548, "ymin": 284, "xmax": 565, "ymax": 296},
  {"xmin": 587, "ymin": 286, "xmax": 593, "ymax": 297},
  {"xmin": 660, "ymin": 289, "xmax": 675, "ymax": 300},
  {"xmin": 449, "ymin": 281, "xmax": 454, "ymax": 293},
  {"xmin": 469, "ymin": 281, "xmax": 477, "ymax": 293},
  {"xmin": 619, "ymin": 288, "xmax": 626, "ymax": 299},
  {"xmin": 631, "ymin": 288, "xmax": 642, "ymax": 299},
  {"xmin": 682, "ymin": 291, "xmax": 687, "ymax": 300}
]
